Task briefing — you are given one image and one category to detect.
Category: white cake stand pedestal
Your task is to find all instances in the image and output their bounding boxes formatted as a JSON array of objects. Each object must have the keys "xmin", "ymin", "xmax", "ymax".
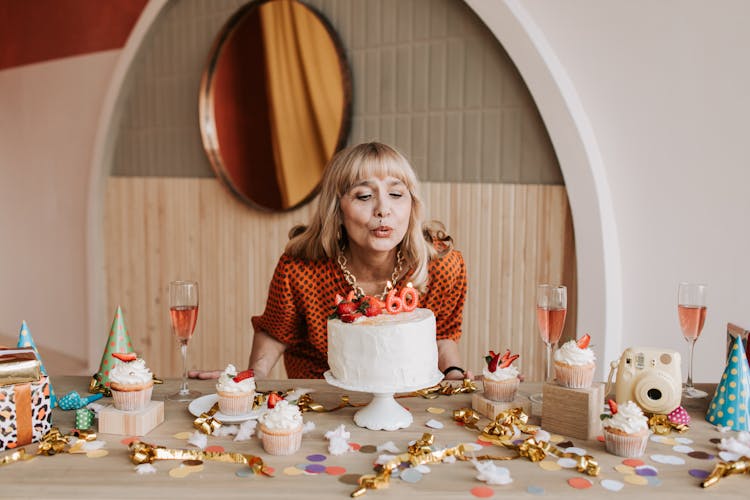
[{"xmin": 323, "ymin": 371, "xmax": 443, "ymax": 431}]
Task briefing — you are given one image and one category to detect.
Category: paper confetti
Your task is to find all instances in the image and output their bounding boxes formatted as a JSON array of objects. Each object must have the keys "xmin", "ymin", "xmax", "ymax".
[
  {"xmin": 673, "ymin": 445, "xmax": 694, "ymax": 454},
  {"xmin": 169, "ymin": 467, "xmax": 191, "ymax": 478},
  {"xmin": 674, "ymin": 437, "xmax": 694, "ymax": 445},
  {"xmin": 326, "ymin": 466, "xmax": 347, "ymax": 475},
  {"xmin": 173, "ymin": 431, "xmax": 193, "ymax": 439},
  {"xmin": 557, "ymin": 458, "xmax": 578, "ymax": 469},
  {"xmin": 306, "ymin": 464, "xmax": 326, "ymax": 474},
  {"xmin": 687, "ymin": 451, "xmax": 713, "ymax": 460},
  {"xmin": 303, "ymin": 421, "xmax": 316, "ymax": 434},
  {"xmin": 614, "ymin": 464, "xmax": 635, "ymax": 474},
  {"xmin": 718, "ymin": 451, "xmax": 742, "ymax": 462},
  {"xmin": 650, "ymin": 454, "xmax": 685, "ymax": 465},
  {"xmin": 689, "ymin": 469, "xmax": 711, "ymax": 479},
  {"xmin": 375, "ymin": 454, "xmax": 397, "ymax": 465},
  {"xmin": 135, "ymin": 463, "xmax": 157, "ymax": 474},
  {"xmin": 526, "ymin": 485, "xmax": 544, "ymax": 495},
  {"xmin": 324, "ymin": 424, "xmax": 352, "ymax": 455},
  {"xmin": 86, "ymin": 449, "xmax": 109, "ymax": 458},
  {"xmin": 562, "ymin": 447, "xmax": 587, "ymax": 456},
  {"xmin": 472, "ymin": 459, "xmax": 512, "ymax": 485},
  {"xmin": 400, "ymin": 468, "xmax": 423, "ymax": 483},
  {"xmin": 600, "ymin": 479, "xmax": 625, "ymax": 491},
  {"xmin": 624, "ymin": 474, "xmax": 649, "ymax": 485},
  {"xmin": 718, "ymin": 431, "xmax": 750, "ymax": 456},
  {"xmin": 427, "ymin": 407, "xmax": 445, "ymax": 414},
  {"xmin": 635, "ymin": 465, "xmax": 658, "ymax": 476},
  {"xmin": 425, "ymin": 419, "xmax": 444, "ymax": 429},
  {"xmin": 284, "ymin": 466, "xmax": 304, "ymax": 476},
  {"xmin": 539, "ymin": 461, "xmax": 561, "ymax": 471},
  {"xmin": 376, "ymin": 441, "xmax": 400, "ymax": 453},
  {"xmin": 212, "ymin": 424, "xmax": 239, "ymax": 437},
  {"xmin": 414, "ymin": 464, "xmax": 431, "ymax": 473},
  {"xmin": 567, "ymin": 477, "xmax": 592, "ymax": 489},
  {"xmin": 534, "ymin": 429, "xmax": 551, "ymax": 442},
  {"xmin": 470, "ymin": 486, "xmax": 495, "ymax": 498},
  {"xmin": 187, "ymin": 431, "xmax": 207, "ymax": 449},
  {"xmin": 622, "ymin": 458, "xmax": 645, "ymax": 467}
]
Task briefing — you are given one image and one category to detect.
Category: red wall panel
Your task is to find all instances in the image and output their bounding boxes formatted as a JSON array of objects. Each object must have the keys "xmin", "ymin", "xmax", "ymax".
[{"xmin": 0, "ymin": 0, "xmax": 148, "ymax": 70}]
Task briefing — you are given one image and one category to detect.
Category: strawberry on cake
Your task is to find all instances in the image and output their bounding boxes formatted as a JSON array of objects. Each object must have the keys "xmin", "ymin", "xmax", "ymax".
[
  {"xmin": 215, "ymin": 364, "xmax": 255, "ymax": 415},
  {"xmin": 326, "ymin": 285, "xmax": 442, "ymax": 391},
  {"xmin": 482, "ymin": 349, "xmax": 521, "ymax": 402},
  {"xmin": 553, "ymin": 333, "xmax": 596, "ymax": 388}
]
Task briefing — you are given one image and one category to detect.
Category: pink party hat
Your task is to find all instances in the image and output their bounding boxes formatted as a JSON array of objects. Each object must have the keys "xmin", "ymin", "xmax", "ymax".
[
  {"xmin": 17, "ymin": 320, "xmax": 57, "ymax": 408},
  {"xmin": 89, "ymin": 306, "xmax": 134, "ymax": 394},
  {"xmin": 706, "ymin": 336, "xmax": 750, "ymax": 431}
]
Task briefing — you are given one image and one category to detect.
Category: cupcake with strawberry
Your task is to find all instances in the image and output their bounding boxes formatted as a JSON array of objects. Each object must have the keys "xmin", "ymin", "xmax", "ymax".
[
  {"xmin": 109, "ymin": 352, "xmax": 154, "ymax": 411},
  {"xmin": 216, "ymin": 364, "xmax": 256, "ymax": 416},
  {"xmin": 258, "ymin": 394, "xmax": 303, "ymax": 455},
  {"xmin": 602, "ymin": 399, "xmax": 649, "ymax": 457},
  {"xmin": 553, "ymin": 333, "xmax": 596, "ymax": 388},
  {"xmin": 482, "ymin": 350, "xmax": 521, "ymax": 402}
]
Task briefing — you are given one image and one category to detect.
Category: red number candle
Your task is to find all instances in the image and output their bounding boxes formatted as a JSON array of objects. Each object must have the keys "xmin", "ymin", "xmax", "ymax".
[
  {"xmin": 399, "ymin": 282, "xmax": 419, "ymax": 311},
  {"xmin": 385, "ymin": 281, "xmax": 403, "ymax": 314}
]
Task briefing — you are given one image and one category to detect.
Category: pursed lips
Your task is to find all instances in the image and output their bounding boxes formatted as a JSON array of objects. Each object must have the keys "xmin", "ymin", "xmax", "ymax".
[{"xmin": 371, "ymin": 225, "xmax": 393, "ymax": 237}]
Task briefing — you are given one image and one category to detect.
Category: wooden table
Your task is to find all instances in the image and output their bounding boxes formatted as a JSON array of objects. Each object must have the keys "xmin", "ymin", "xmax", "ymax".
[{"xmin": 1, "ymin": 378, "xmax": 744, "ymax": 498}]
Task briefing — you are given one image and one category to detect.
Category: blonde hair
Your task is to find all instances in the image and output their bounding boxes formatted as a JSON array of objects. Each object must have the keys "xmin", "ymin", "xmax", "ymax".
[{"xmin": 285, "ymin": 142, "xmax": 452, "ymax": 291}]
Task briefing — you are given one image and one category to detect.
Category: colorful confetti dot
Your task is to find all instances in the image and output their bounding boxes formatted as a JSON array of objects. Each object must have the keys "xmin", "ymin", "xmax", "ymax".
[
  {"xmin": 689, "ymin": 469, "xmax": 710, "ymax": 479},
  {"xmin": 236, "ymin": 468, "xmax": 254, "ymax": 478},
  {"xmin": 614, "ymin": 464, "xmax": 635, "ymax": 474},
  {"xmin": 305, "ymin": 464, "xmax": 326, "ymax": 474},
  {"xmin": 526, "ymin": 485, "xmax": 545, "ymax": 495},
  {"xmin": 400, "ymin": 468, "xmax": 423, "ymax": 483},
  {"xmin": 359, "ymin": 445, "xmax": 377, "ymax": 454},
  {"xmin": 622, "ymin": 458, "xmax": 645, "ymax": 467},
  {"xmin": 635, "ymin": 465, "xmax": 658, "ymax": 476},
  {"xmin": 120, "ymin": 436, "xmax": 141, "ymax": 445},
  {"xmin": 647, "ymin": 476, "xmax": 662, "ymax": 487},
  {"xmin": 169, "ymin": 467, "xmax": 191, "ymax": 478},
  {"xmin": 470, "ymin": 486, "xmax": 495, "ymax": 498},
  {"xmin": 326, "ymin": 466, "xmax": 347, "ymax": 475},
  {"xmin": 557, "ymin": 458, "xmax": 578, "ymax": 469},
  {"xmin": 86, "ymin": 449, "xmax": 108, "ymax": 458},
  {"xmin": 427, "ymin": 407, "xmax": 445, "ymax": 414},
  {"xmin": 601, "ymin": 479, "xmax": 625, "ymax": 491},
  {"xmin": 624, "ymin": 474, "xmax": 648, "ymax": 485},
  {"xmin": 596, "ymin": 435, "xmax": 605, "ymax": 442},
  {"xmin": 650, "ymin": 454, "xmax": 685, "ymax": 465},
  {"xmin": 306, "ymin": 454, "xmax": 327, "ymax": 462},
  {"xmin": 567, "ymin": 477, "xmax": 592, "ymax": 489},
  {"xmin": 205, "ymin": 445, "xmax": 225, "ymax": 453},
  {"xmin": 173, "ymin": 432, "xmax": 193, "ymax": 439},
  {"xmin": 687, "ymin": 451, "xmax": 713, "ymax": 460},
  {"xmin": 673, "ymin": 445, "xmax": 694, "ymax": 454},
  {"xmin": 283, "ymin": 466, "xmax": 304, "ymax": 476},
  {"xmin": 539, "ymin": 460, "xmax": 562, "ymax": 471}
]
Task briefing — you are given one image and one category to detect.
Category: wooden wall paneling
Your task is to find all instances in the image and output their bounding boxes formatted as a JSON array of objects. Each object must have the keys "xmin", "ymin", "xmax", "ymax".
[{"xmin": 105, "ymin": 179, "xmax": 574, "ymax": 381}]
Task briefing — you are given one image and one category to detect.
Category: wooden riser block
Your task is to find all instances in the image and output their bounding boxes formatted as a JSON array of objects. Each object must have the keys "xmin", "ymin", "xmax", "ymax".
[
  {"xmin": 472, "ymin": 392, "xmax": 531, "ymax": 420},
  {"xmin": 98, "ymin": 401, "xmax": 165, "ymax": 436},
  {"xmin": 541, "ymin": 382, "xmax": 604, "ymax": 441}
]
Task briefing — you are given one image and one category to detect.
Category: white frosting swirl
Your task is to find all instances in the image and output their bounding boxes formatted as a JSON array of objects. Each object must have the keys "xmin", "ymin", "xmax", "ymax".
[
  {"xmin": 553, "ymin": 339, "xmax": 596, "ymax": 366},
  {"xmin": 483, "ymin": 364, "xmax": 520, "ymax": 381},
  {"xmin": 259, "ymin": 400, "xmax": 303, "ymax": 430},
  {"xmin": 110, "ymin": 358, "xmax": 152, "ymax": 385},
  {"xmin": 216, "ymin": 364, "xmax": 256, "ymax": 393},
  {"xmin": 605, "ymin": 400, "xmax": 649, "ymax": 434}
]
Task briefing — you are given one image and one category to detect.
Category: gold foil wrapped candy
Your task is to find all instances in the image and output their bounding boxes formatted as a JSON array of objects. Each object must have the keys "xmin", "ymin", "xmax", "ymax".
[{"xmin": 129, "ymin": 441, "xmax": 271, "ymax": 476}]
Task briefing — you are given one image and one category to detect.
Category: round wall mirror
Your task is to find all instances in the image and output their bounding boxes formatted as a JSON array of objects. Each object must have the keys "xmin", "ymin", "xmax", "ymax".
[{"xmin": 199, "ymin": 0, "xmax": 352, "ymax": 211}]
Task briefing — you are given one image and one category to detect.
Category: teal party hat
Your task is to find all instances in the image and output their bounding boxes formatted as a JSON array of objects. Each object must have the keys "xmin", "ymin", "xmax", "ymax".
[
  {"xmin": 17, "ymin": 320, "xmax": 57, "ymax": 408},
  {"xmin": 706, "ymin": 336, "xmax": 750, "ymax": 430}
]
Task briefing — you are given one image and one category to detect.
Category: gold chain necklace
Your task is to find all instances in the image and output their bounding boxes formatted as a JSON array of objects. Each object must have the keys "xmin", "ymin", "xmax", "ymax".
[{"xmin": 337, "ymin": 249, "xmax": 403, "ymax": 300}]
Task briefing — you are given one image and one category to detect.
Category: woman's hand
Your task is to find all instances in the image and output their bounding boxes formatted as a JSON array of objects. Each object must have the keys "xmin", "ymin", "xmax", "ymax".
[{"xmin": 443, "ymin": 368, "xmax": 475, "ymax": 380}]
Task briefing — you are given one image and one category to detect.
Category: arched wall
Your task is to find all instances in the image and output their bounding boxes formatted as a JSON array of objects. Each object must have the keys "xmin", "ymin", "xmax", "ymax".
[{"xmin": 87, "ymin": 0, "xmax": 615, "ymax": 376}]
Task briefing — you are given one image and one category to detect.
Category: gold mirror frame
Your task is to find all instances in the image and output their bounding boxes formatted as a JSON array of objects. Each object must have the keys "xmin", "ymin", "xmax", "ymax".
[{"xmin": 199, "ymin": 0, "xmax": 352, "ymax": 211}]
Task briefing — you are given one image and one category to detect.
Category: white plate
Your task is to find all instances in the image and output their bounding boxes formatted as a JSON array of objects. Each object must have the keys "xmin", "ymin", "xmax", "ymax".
[{"xmin": 187, "ymin": 393, "xmax": 264, "ymax": 423}]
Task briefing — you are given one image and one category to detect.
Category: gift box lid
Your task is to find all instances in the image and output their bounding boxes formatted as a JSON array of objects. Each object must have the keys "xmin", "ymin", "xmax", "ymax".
[{"xmin": 0, "ymin": 347, "xmax": 41, "ymax": 386}]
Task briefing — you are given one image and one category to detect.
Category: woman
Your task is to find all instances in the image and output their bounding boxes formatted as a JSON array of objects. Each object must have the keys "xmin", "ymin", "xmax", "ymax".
[{"xmin": 194, "ymin": 142, "xmax": 469, "ymax": 380}]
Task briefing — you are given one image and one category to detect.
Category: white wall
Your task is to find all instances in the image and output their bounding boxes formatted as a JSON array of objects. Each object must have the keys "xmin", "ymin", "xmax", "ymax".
[
  {"xmin": 0, "ymin": 51, "xmax": 119, "ymax": 361},
  {"xmin": 1, "ymin": 0, "xmax": 747, "ymax": 383},
  {"xmin": 486, "ymin": 0, "xmax": 750, "ymax": 382}
]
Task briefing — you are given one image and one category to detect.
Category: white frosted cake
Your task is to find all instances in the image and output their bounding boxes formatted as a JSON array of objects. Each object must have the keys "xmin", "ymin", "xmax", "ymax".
[{"xmin": 327, "ymin": 307, "xmax": 441, "ymax": 391}]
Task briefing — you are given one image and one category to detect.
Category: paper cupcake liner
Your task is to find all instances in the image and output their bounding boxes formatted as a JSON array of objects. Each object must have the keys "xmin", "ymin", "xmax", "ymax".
[
  {"xmin": 603, "ymin": 428, "xmax": 648, "ymax": 457},
  {"xmin": 554, "ymin": 362, "xmax": 595, "ymax": 389},
  {"xmin": 111, "ymin": 384, "xmax": 153, "ymax": 411},
  {"xmin": 217, "ymin": 390, "xmax": 254, "ymax": 416},
  {"xmin": 483, "ymin": 377, "xmax": 519, "ymax": 402},
  {"xmin": 259, "ymin": 424, "xmax": 303, "ymax": 456}
]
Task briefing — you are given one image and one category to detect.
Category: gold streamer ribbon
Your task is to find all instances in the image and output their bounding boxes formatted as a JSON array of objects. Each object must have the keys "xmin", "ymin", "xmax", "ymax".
[
  {"xmin": 701, "ymin": 456, "xmax": 750, "ymax": 488},
  {"xmin": 454, "ymin": 408, "xmax": 600, "ymax": 476},
  {"xmin": 0, "ymin": 448, "xmax": 34, "ymax": 466},
  {"xmin": 0, "ymin": 427, "xmax": 103, "ymax": 467},
  {"xmin": 297, "ymin": 393, "xmax": 366, "ymax": 413},
  {"xmin": 37, "ymin": 427, "xmax": 70, "ymax": 456},
  {"xmin": 648, "ymin": 414, "xmax": 689, "ymax": 435},
  {"xmin": 414, "ymin": 378, "xmax": 478, "ymax": 398},
  {"xmin": 128, "ymin": 441, "xmax": 271, "ymax": 476},
  {"xmin": 193, "ymin": 403, "xmax": 223, "ymax": 434},
  {"xmin": 351, "ymin": 433, "xmax": 469, "ymax": 497}
]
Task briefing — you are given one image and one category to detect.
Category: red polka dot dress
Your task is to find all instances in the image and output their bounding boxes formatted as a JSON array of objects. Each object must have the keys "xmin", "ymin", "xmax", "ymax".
[{"xmin": 251, "ymin": 250, "xmax": 467, "ymax": 378}]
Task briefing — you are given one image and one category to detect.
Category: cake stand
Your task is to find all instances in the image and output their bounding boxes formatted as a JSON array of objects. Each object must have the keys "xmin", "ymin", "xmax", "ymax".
[{"xmin": 323, "ymin": 370, "xmax": 443, "ymax": 431}]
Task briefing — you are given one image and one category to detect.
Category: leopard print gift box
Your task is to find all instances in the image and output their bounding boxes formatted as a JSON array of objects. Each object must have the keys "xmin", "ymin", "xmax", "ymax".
[{"xmin": 0, "ymin": 376, "xmax": 52, "ymax": 451}]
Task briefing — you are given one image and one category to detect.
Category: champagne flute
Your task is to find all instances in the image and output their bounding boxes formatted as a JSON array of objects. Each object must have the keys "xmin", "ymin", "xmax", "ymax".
[
  {"xmin": 677, "ymin": 282, "xmax": 708, "ymax": 398},
  {"xmin": 167, "ymin": 280, "xmax": 201, "ymax": 401},
  {"xmin": 529, "ymin": 284, "xmax": 567, "ymax": 403}
]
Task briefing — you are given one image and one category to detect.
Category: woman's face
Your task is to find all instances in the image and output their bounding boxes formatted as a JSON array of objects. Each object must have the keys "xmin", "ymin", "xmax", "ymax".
[{"xmin": 340, "ymin": 175, "xmax": 412, "ymax": 256}]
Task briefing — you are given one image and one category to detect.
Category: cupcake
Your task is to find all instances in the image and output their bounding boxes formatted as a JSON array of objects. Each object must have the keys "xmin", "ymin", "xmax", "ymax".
[
  {"xmin": 258, "ymin": 399, "xmax": 303, "ymax": 456},
  {"xmin": 216, "ymin": 364, "xmax": 256, "ymax": 416},
  {"xmin": 482, "ymin": 349, "xmax": 521, "ymax": 401},
  {"xmin": 109, "ymin": 353, "xmax": 154, "ymax": 411},
  {"xmin": 602, "ymin": 400, "xmax": 649, "ymax": 457},
  {"xmin": 553, "ymin": 334, "xmax": 596, "ymax": 388}
]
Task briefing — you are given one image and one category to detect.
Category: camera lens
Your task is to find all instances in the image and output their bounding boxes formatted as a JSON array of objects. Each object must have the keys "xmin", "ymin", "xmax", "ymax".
[{"xmin": 647, "ymin": 388, "xmax": 662, "ymax": 400}]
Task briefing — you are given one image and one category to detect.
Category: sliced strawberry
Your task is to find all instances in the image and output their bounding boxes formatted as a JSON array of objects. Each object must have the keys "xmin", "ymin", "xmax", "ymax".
[
  {"xmin": 112, "ymin": 352, "xmax": 136, "ymax": 362},
  {"xmin": 345, "ymin": 290, "xmax": 357, "ymax": 302},
  {"xmin": 336, "ymin": 301, "xmax": 359, "ymax": 316},
  {"xmin": 232, "ymin": 369, "xmax": 254, "ymax": 383},
  {"xmin": 608, "ymin": 399, "xmax": 618, "ymax": 415},
  {"xmin": 360, "ymin": 296, "xmax": 383, "ymax": 317},
  {"xmin": 577, "ymin": 333, "xmax": 591, "ymax": 349},
  {"xmin": 489, "ymin": 350, "xmax": 497, "ymax": 358},
  {"xmin": 499, "ymin": 353, "xmax": 519, "ymax": 369},
  {"xmin": 335, "ymin": 293, "xmax": 345, "ymax": 305},
  {"xmin": 267, "ymin": 392, "xmax": 282, "ymax": 409},
  {"xmin": 500, "ymin": 349, "xmax": 511, "ymax": 362},
  {"xmin": 340, "ymin": 312, "xmax": 362, "ymax": 323},
  {"xmin": 487, "ymin": 352, "xmax": 502, "ymax": 373}
]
